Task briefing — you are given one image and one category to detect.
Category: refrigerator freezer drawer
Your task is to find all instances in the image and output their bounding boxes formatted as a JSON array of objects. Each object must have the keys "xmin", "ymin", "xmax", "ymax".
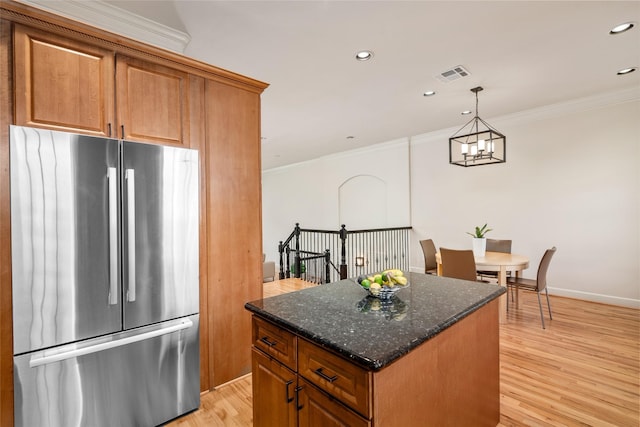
[{"xmin": 14, "ymin": 315, "xmax": 200, "ymax": 427}]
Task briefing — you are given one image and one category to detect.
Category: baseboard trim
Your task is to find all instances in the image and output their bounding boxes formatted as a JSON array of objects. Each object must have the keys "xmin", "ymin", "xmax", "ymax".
[
  {"xmin": 547, "ymin": 287, "xmax": 640, "ymax": 309},
  {"xmin": 210, "ymin": 372, "xmax": 252, "ymax": 392},
  {"xmin": 408, "ymin": 267, "xmax": 639, "ymax": 309}
]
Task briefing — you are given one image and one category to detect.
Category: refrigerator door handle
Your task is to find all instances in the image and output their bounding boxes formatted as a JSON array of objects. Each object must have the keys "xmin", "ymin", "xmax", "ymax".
[
  {"xmin": 108, "ymin": 167, "xmax": 118, "ymax": 305},
  {"xmin": 29, "ymin": 319, "xmax": 193, "ymax": 368},
  {"xmin": 126, "ymin": 168, "xmax": 136, "ymax": 302}
]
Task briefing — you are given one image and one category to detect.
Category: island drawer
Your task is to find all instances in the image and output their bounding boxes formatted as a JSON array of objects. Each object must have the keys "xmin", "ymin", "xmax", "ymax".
[
  {"xmin": 252, "ymin": 316, "xmax": 297, "ymax": 370},
  {"xmin": 298, "ymin": 338, "xmax": 371, "ymax": 418},
  {"xmin": 298, "ymin": 378, "xmax": 370, "ymax": 427}
]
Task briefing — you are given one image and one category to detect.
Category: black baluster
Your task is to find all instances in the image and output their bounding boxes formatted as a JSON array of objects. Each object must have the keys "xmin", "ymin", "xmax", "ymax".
[
  {"xmin": 339, "ymin": 224, "xmax": 347, "ymax": 280},
  {"xmin": 278, "ymin": 241, "xmax": 285, "ymax": 280}
]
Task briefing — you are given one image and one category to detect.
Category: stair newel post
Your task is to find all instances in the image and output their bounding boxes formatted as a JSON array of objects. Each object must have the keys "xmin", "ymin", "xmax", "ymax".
[
  {"xmin": 285, "ymin": 246, "xmax": 291, "ymax": 278},
  {"xmin": 294, "ymin": 223, "xmax": 301, "ymax": 278},
  {"xmin": 339, "ymin": 224, "xmax": 348, "ymax": 280},
  {"xmin": 278, "ymin": 241, "xmax": 285, "ymax": 280},
  {"xmin": 324, "ymin": 249, "xmax": 331, "ymax": 284}
]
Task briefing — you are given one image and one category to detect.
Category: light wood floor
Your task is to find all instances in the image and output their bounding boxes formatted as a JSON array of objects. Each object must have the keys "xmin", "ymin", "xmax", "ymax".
[{"xmin": 168, "ymin": 279, "xmax": 640, "ymax": 426}]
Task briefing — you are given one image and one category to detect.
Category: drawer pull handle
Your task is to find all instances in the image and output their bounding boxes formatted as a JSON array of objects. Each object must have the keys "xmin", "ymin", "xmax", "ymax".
[
  {"xmin": 295, "ymin": 385, "xmax": 304, "ymax": 410},
  {"xmin": 285, "ymin": 380, "xmax": 294, "ymax": 403},
  {"xmin": 260, "ymin": 336, "xmax": 277, "ymax": 347},
  {"xmin": 314, "ymin": 367, "xmax": 338, "ymax": 383}
]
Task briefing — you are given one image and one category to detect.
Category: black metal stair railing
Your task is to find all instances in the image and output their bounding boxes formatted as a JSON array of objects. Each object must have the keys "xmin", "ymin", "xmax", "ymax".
[
  {"xmin": 345, "ymin": 226, "xmax": 411, "ymax": 279},
  {"xmin": 278, "ymin": 224, "xmax": 336, "ymax": 284},
  {"xmin": 278, "ymin": 223, "xmax": 411, "ymax": 284}
]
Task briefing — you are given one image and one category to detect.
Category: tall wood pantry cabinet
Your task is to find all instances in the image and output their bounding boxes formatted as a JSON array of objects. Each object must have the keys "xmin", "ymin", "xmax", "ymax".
[{"xmin": 0, "ymin": 2, "xmax": 268, "ymax": 426}]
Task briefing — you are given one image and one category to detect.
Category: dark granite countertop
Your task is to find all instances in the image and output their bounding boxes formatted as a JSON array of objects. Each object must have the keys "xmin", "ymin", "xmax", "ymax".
[{"xmin": 245, "ymin": 272, "xmax": 505, "ymax": 371}]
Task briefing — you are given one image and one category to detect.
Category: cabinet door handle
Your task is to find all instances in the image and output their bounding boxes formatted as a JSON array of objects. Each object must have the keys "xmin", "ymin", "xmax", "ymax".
[
  {"xmin": 295, "ymin": 385, "xmax": 304, "ymax": 411},
  {"xmin": 314, "ymin": 367, "xmax": 338, "ymax": 383},
  {"xmin": 285, "ymin": 380, "xmax": 294, "ymax": 403},
  {"xmin": 260, "ymin": 336, "xmax": 277, "ymax": 347},
  {"xmin": 120, "ymin": 125, "xmax": 125, "ymax": 139},
  {"xmin": 108, "ymin": 123, "xmax": 112, "ymax": 137}
]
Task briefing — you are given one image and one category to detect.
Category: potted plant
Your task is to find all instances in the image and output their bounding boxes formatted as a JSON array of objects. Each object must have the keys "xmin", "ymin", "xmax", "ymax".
[
  {"xmin": 290, "ymin": 261, "xmax": 306, "ymax": 275},
  {"xmin": 467, "ymin": 223, "xmax": 492, "ymax": 257}
]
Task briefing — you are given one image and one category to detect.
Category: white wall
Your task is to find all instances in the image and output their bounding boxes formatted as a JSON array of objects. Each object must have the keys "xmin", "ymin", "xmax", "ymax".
[
  {"xmin": 262, "ymin": 139, "xmax": 411, "ymax": 264},
  {"xmin": 262, "ymin": 89, "xmax": 640, "ymax": 307},
  {"xmin": 411, "ymin": 91, "xmax": 639, "ymax": 307}
]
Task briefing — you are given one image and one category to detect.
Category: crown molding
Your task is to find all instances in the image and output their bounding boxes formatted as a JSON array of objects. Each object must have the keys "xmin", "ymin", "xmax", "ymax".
[
  {"xmin": 263, "ymin": 138, "xmax": 410, "ymax": 174},
  {"xmin": 14, "ymin": 0, "xmax": 190, "ymax": 53},
  {"xmin": 410, "ymin": 86, "xmax": 640, "ymax": 147},
  {"xmin": 493, "ymin": 85, "xmax": 640, "ymax": 128}
]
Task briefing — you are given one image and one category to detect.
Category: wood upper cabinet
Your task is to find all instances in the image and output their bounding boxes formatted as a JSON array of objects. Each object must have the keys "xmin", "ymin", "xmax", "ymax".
[
  {"xmin": 13, "ymin": 25, "xmax": 190, "ymax": 146},
  {"xmin": 116, "ymin": 56, "xmax": 190, "ymax": 145},
  {"xmin": 14, "ymin": 24, "xmax": 115, "ymax": 136}
]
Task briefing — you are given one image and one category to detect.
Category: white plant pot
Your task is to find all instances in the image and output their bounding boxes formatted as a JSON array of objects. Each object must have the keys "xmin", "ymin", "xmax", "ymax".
[{"xmin": 472, "ymin": 238, "xmax": 486, "ymax": 258}]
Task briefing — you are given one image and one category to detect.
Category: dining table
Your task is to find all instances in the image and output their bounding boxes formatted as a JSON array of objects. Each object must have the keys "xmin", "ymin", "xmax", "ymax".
[{"xmin": 435, "ymin": 251, "xmax": 530, "ymax": 323}]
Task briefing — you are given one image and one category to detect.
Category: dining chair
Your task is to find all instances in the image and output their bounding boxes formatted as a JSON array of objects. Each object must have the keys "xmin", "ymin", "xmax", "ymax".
[
  {"xmin": 506, "ymin": 247, "xmax": 557, "ymax": 329},
  {"xmin": 478, "ymin": 238, "xmax": 513, "ymax": 281},
  {"xmin": 439, "ymin": 247, "xmax": 478, "ymax": 281},
  {"xmin": 419, "ymin": 239, "xmax": 438, "ymax": 275},
  {"xmin": 487, "ymin": 238, "xmax": 512, "ymax": 253}
]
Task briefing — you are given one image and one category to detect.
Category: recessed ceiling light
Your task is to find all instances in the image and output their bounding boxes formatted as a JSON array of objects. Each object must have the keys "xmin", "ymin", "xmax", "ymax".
[
  {"xmin": 461, "ymin": 110, "xmax": 472, "ymax": 115},
  {"xmin": 346, "ymin": 136, "xmax": 355, "ymax": 139},
  {"xmin": 423, "ymin": 90, "xmax": 436, "ymax": 97},
  {"xmin": 355, "ymin": 50, "xmax": 374, "ymax": 61},
  {"xmin": 617, "ymin": 67, "xmax": 637, "ymax": 75},
  {"xmin": 610, "ymin": 22, "xmax": 635, "ymax": 34}
]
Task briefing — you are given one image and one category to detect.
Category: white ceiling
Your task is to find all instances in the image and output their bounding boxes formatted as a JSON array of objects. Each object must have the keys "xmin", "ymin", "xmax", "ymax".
[{"xmin": 23, "ymin": 1, "xmax": 640, "ymax": 170}]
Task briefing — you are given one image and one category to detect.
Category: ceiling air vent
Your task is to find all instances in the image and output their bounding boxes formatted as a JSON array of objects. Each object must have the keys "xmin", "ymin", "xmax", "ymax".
[{"xmin": 435, "ymin": 65, "xmax": 471, "ymax": 83}]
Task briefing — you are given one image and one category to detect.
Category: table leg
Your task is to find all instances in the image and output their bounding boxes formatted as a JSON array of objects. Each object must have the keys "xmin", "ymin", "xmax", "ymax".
[
  {"xmin": 515, "ymin": 270, "xmax": 522, "ymax": 309},
  {"xmin": 437, "ymin": 262, "xmax": 442, "ymax": 276},
  {"xmin": 498, "ymin": 266, "xmax": 507, "ymax": 324}
]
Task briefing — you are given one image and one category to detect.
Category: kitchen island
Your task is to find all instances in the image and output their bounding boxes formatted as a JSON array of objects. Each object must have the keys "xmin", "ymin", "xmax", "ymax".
[{"xmin": 245, "ymin": 272, "xmax": 505, "ymax": 427}]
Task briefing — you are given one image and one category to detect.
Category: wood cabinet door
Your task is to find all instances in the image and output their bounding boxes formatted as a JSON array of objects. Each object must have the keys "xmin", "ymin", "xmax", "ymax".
[
  {"xmin": 298, "ymin": 378, "xmax": 370, "ymax": 427},
  {"xmin": 252, "ymin": 348, "xmax": 297, "ymax": 427},
  {"xmin": 205, "ymin": 79, "xmax": 263, "ymax": 387},
  {"xmin": 14, "ymin": 24, "xmax": 115, "ymax": 136},
  {"xmin": 116, "ymin": 56, "xmax": 189, "ymax": 146}
]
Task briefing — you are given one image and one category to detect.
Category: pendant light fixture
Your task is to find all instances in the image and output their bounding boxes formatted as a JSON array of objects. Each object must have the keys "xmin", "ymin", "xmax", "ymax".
[{"xmin": 449, "ymin": 87, "xmax": 506, "ymax": 167}]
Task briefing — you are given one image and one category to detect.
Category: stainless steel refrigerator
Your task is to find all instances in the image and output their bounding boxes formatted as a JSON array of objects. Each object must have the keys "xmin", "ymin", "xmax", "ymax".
[{"xmin": 10, "ymin": 125, "xmax": 200, "ymax": 427}]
